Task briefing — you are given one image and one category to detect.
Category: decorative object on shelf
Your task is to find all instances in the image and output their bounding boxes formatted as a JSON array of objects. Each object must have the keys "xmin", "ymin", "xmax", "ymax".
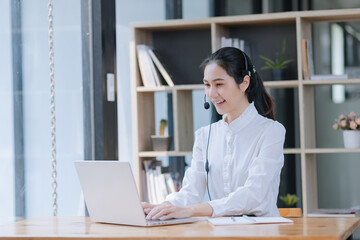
[
  {"xmin": 278, "ymin": 194, "xmax": 301, "ymax": 217},
  {"xmin": 279, "ymin": 193, "xmax": 299, "ymax": 207},
  {"xmin": 151, "ymin": 119, "xmax": 172, "ymax": 151},
  {"xmin": 259, "ymin": 40, "xmax": 293, "ymax": 80},
  {"xmin": 278, "ymin": 208, "xmax": 302, "ymax": 217},
  {"xmin": 333, "ymin": 112, "xmax": 360, "ymax": 149}
]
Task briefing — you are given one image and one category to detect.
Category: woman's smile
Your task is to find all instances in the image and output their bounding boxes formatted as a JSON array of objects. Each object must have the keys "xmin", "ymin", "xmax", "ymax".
[{"xmin": 213, "ymin": 99, "xmax": 226, "ymax": 107}]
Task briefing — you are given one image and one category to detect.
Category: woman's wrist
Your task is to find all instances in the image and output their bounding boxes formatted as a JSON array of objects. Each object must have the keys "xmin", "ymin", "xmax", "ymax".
[{"xmin": 188, "ymin": 202, "xmax": 213, "ymax": 217}]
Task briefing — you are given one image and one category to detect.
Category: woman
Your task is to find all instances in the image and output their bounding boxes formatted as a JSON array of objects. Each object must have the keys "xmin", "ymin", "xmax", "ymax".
[{"xmin": 142, "ymin": 47, "xmax": 286, "ymax": 220}]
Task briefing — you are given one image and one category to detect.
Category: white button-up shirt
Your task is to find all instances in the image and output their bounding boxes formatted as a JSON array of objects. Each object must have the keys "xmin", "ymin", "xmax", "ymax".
[{"xmin": 166, "ymin": 102, "xmax": 286, "ymax": 217}]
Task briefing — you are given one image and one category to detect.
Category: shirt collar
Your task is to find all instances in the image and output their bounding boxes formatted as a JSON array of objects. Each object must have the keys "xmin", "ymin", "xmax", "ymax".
[{"xmin": 221, "ymin": 102, "xmax": 257, "ymax": 133}]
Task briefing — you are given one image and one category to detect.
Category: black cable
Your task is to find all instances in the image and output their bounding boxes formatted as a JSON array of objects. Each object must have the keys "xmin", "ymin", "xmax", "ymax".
[{"xmin": 205, "ymin": 107, "xmax": 214, "ymax": 201}]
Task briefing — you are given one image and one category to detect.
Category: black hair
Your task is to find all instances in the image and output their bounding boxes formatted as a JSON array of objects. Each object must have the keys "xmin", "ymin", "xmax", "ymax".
[{"xmin": 200, "ymin": 47, "xmax": 275, "ymax": 120}]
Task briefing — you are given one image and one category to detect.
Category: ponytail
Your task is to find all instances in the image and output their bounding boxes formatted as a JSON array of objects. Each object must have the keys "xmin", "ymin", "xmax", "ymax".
[
  {"xmin": 200, "ymin": 47, "xmax": 275, "ymax": 120},
  {"xmin": 246, "ymin": 70, "xmax": 275, "ymax": 120}
]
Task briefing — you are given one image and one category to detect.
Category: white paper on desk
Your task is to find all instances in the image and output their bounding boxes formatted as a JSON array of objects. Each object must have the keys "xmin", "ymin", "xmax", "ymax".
[{"xmin": 208, "ymin": 217, "xmax": 293, "ymax": 225}]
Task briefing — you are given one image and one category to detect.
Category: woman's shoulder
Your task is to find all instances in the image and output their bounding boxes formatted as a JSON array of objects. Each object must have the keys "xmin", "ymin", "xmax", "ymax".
[{"xmin": 256, "ymin": 114, "xmax": 286, "ymax": 136}]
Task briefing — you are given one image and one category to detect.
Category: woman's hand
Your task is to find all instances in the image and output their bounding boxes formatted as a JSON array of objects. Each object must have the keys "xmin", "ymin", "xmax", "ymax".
[
  {"xmin": 141, "ymin": 201, "xmax": 171, "ymax": 215},
  {"xmin": 142, "ymin": 202, "xmax": 214, "ymax": 220},
  {"xmin": 145, "ymin": 202, "xmax": 193, "ymax": 220}
]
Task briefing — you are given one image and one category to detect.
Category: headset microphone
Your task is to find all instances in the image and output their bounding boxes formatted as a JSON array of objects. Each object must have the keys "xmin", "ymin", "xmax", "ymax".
[{"xmin": 204, "ymin": 95, "xmax": 210, "ymax": 110}]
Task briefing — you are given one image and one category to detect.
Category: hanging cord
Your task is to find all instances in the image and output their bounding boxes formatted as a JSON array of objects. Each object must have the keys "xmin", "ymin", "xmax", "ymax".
[
  {"xmin": 205, "ymin": 108, "xmax": 214, "ymax": 201},
  {"xmin": 48, "ymin": 0, "xmax": 57, "ymax": 216}
]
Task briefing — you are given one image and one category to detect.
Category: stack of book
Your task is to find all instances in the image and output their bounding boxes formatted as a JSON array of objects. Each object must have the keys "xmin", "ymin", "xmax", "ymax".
[
  {"xmin": 221, "ymin": 36, "xmax": 251, "ymax": 57},
  {"xmin": 142, "ymin": 160, "xmax": 179, "ymax": 204},
  {"xmin": 136, "ymin": 45, "xmax": 174, "ymax": 88}
]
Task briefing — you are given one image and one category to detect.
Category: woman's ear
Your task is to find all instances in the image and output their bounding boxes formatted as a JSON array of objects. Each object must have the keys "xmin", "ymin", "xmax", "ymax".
[{"xmin": 240, "ymin": 75, "xmax": 250, "ymax": 92}]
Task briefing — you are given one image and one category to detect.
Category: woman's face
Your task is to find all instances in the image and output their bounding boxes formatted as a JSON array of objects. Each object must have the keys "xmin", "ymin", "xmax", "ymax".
[{"xmin": 203, "ymin": 62, "xmax": 249, "ymax": 122}]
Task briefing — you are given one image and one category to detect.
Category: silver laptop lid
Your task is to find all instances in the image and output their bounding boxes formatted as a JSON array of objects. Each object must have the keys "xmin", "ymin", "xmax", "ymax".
[{"xmin": 74, "ymin": 161, "xmax": 147, "ymax": 226}]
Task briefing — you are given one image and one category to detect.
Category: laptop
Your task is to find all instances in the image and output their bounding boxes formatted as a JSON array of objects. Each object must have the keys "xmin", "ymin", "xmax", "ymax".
[{"xmin": 74, "ymin": 160, "xmax": 198, "ymax": 226}]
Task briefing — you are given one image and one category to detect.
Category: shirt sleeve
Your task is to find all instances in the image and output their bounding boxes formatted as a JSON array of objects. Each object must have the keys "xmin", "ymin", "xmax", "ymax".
[
  {"xmin": 165, "ymin": 128, "xmax": 207, "ymax": 206},
  {"xmin": 208, "ymin": 121, "xmax": 286, "ymax": 216}
]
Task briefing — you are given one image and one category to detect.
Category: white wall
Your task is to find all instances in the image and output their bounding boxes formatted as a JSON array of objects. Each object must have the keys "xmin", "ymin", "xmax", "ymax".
[
  {"xmin": 21, "ymin": 0, "xmax": 83, "ymax": 217},
  {"xmin": 0, "ymin": 0, "xmax": 15, "ymax": 225},
  {"xmin": 183, "ymin": 0, "xmax": 209, "ymax": 19}
]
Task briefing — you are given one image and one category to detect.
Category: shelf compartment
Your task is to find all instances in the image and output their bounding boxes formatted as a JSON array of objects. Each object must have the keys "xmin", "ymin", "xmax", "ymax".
[
  {"xmin": 153, "ymin": 29, "xmax": 211, "ymax": 85},
  {"xmin": 310, "ymin": 152, "xmax": 360, "ymax": 217},
  {"xmin": 221, "ymin": 22, "xmax": 298, "ymax": 82},
  {"xmin": 313, "ymin": 85, "xmax": 360, "ymax": 149}
]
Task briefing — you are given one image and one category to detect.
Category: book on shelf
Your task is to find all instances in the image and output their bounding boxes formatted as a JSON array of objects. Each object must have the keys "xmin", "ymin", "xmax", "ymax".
[
  {"xmin": 308, "ymin": 207, "xmax": 360, "ymax": 217},
  {"xmin": 301, "ymin": 39, "xmax": 309, "ymax": 80},
  {"xmin": 147, "ymin": 48, "xmax": 175, "ymax": 87},
  {"xmin": 310, "ymin": 74, "xmax": 348, "ymax": 80},
  {"xmin": 221, "ymin": 36, "xmax": 232, "ymax": 47},
  {"xmin": 301, "ymin": 39, "xmax": 314, "ymax": 80},
  {"xmin": 136, "ymin": 44, "xmax": 175, "ymax": 87},
  {"xmin": 143, "ymin": 160, "xmax": 178, "ymax": 204},
  {"xmin": 221, "ymin": 37, "xmax": 252, "ymax": 58},
  {"xmin": 137, "ymin": 45, "xmax": 157, "ymax": 87}
]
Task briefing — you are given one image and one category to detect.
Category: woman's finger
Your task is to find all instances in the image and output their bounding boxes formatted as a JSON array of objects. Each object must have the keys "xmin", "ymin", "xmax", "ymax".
[
  {"xmin": 151, "ymin": 208, "xmax": 172, "ymax": 220},
  {"xmin": 146, "ymin": 206, "xmax": 164, "ymax": 220},
  {"xmin": 144, "ymin": 208, "xmax": 152, "ymax": 214}
]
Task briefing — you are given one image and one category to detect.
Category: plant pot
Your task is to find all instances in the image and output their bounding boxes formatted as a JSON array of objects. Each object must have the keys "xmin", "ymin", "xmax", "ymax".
[
  {"xmin": 278, "ymin": 208, "xmax": 302, "ymax": 217},
  {"xmin": 271, "ymin": 69, "xmax": 283, "ymax": 81},
  {"xmin": 151, "ymin": 136, "xmax": 172, "ymax": 151},
  {"xmin": 342, "ymin": 130, "xmax": 360, "ymax": 149}
]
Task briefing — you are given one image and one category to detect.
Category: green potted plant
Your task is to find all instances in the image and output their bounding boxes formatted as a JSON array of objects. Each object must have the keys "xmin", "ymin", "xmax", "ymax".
[
  {"xmin": 279, "ymin": 193, "xmax": 299, "ymax": 207},
  {"xmin": 259, "ymin": 40, "xmax": 293, "ymax": 80},
  {"xmin": 333, "ymin": 112, "xmax": 360, "ymax": 148},
  {"xmin": 151, "ymin": 119, "xmax": 172, "ymax": 151},
  {"xmin": 278, "ymin": 193, "xmax": 302, "ymax": 217}
]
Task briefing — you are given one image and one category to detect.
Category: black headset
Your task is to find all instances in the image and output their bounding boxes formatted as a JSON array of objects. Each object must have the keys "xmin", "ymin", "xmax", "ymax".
[
  {"xmin": 203, "ymin": 50, "xmax": 250, "ymax": 201},
  {"xmin": 203, "ymin": 95, "xmax": 213, "ymax": 201},
  {"xmin": 241, "ymin": 50, "xmax": 251, "ymax": 77}
]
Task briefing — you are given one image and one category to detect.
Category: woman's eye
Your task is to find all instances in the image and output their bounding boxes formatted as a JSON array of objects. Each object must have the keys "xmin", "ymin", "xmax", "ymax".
[
  {"xmin": 216, "ymin": 83, "xmax": 223, "ymax": 87},
  {"xmin": 204, "ymin": 83, "xmax": 210, "ymax": 87}
]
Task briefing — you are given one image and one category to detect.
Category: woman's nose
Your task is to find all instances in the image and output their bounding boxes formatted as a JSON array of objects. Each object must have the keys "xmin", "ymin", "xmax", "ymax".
[{"xmin": 208, "ymin": 85, "xmax": 218, "ymax": 99}]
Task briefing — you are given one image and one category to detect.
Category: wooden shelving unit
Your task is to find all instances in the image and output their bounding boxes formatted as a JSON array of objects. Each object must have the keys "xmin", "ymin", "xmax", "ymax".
[{"xmin": 130, "ymin": 8, "xmax": 360, "ymax": 216}]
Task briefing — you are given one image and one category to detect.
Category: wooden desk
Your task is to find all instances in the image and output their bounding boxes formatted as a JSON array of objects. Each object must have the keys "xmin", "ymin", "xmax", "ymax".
[{"xmin": 0, "ymin": 216, "xmax": 359, "ymax": 239}]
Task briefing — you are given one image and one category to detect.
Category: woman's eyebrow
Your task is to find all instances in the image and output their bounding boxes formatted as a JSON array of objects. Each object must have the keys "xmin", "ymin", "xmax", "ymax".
[{"xmin": 203, "ymin": 78, "xmax": 225, "ymax": 83}]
